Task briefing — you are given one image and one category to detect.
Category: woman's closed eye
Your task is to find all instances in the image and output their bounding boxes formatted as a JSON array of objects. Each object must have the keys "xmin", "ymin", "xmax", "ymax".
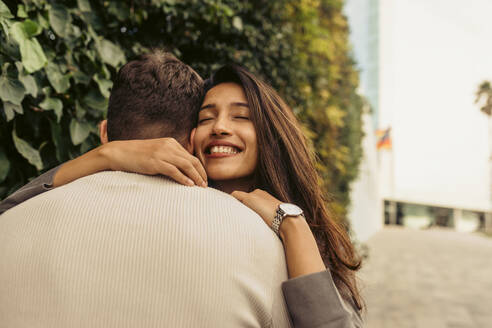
[
  {"xmin": 235, "ymin": 116, "xmax": 250, "ymax": 120},
  {"xmin": 198, "ymin": 117, "xmax": 213, "ymax": 124}
]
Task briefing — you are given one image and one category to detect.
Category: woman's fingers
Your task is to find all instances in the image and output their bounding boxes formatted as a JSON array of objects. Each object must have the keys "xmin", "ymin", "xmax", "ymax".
[
  {"xmin": 103, "ymin": 138, "xmax": 208, "ymax": 188},
  {"xmin": 179, "ymin": 150, "xmax": 207, "ymax": 184},
  {"xmin": 168, "ymin": 155, "xmax": 207, "ymax": 187},
  {"xmin": 143, "ymin": 138, "xmax": 207, "ymax": 187},
  {"xmin": 232, "ymin": 189, "xmax": 282, "ymax": 229},
  {"xmin": 231, "ymin": 190, "xmax": 248, "ymax": 203},
  {"xmin": 158, "ymin": 162, "xmax": 195, "ymax": 186}
]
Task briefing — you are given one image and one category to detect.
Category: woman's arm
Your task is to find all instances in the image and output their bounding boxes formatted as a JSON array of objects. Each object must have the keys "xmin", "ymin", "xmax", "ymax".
[
  {"xmin": 278, "ymin": 216, "xmax": 325, "ymax": 278},
  {"xmin": 0, "ymin": 165, "xmax": 61, "ymax": 215},
  {"xmin": 281, "ymin": 269, "xmax": 364, "ymax": 328},
  {"xmin": 280, "ymin": 218, "xmax": 363, "ymax": 327},
  {"xmin": 231, "ymin": 189, "xmax": 325, "ymax": 278},
  {"xmin": 54, "ymin": 138, "xmax": 207, "ymax": 188},
  {"xmin": 231, "ymin": 189, "xmax": 363, "ymax": 328},
  {"xmin": 1, "ymin": 138, "xmax": 207, "ymax": 215}
]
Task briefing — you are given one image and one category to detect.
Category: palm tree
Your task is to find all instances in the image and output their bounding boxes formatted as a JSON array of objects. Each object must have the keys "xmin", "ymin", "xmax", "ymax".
[
  {"xmin": 476, "ymin": 81, "xmax": 492, "ymax": 232},
  {"xmin": 476, "ymin": 81, "xmax": 492, "ymax": 115}
]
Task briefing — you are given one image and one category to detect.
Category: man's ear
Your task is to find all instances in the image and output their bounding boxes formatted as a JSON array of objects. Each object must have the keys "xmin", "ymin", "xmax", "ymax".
[
  {"xmin": 186, "ymin": 128, "xmax": 196, "ymax": 154},
  {"xmin": 99, "ymin": 120, "xmax": 109, "ymax": 144}
]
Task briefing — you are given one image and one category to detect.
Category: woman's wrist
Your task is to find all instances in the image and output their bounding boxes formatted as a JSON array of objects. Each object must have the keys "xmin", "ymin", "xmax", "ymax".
[
  {"xmin": 52, "ymin": 143, "xmax": 112, "ymax": 188},
  {"xmin": 98, "ymin": 141, "xmax": 119, "ymax": 171},
  {"xmin": 279, "ymin": 215, "xmax": 326, "ymax": 278},
  {"xmin": 278, "ymin": 215, "xmax": 311, "ymax": 242}
]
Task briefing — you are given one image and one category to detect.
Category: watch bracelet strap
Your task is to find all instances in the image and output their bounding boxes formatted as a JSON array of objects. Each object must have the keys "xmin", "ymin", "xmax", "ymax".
[
  {"xmin": 272, "ymin": 207, "xmax": 284, "ymax": 236},
  {"xmin": 272, "ymin": 207, "xmax": 304, "ymax": 237}
]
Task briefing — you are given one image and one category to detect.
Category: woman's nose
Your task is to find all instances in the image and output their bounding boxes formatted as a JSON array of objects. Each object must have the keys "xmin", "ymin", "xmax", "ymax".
[{"xmin": 211, "ymin": 117, "xmax": 232, "ymax": 136}]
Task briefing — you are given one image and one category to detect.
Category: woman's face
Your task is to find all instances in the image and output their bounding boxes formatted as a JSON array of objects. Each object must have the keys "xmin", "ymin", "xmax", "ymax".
[{"xmin": 193, "ymin": 82, "xmax": 258, "ymax": 183}]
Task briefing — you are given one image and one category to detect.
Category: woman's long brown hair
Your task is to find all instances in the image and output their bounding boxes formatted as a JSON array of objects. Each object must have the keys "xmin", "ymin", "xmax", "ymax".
[{"xmin": 205, "ymin": 65, "xmax": 363, "ymax": 310}]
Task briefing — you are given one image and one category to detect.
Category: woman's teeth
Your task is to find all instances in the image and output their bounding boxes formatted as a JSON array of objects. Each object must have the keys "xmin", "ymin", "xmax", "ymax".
[{"xmin": 209, "ymin": 146, "xmax": 239, "ymax": 154}]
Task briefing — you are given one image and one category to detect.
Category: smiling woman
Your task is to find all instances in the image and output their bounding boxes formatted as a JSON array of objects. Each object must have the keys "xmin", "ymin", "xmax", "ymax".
[
  {"xmin": 197, "ymin": 65, "xmax": 364, "ymax": 313},
  {"xmin": 193, "ymin": 82, "xmax": 258, "ymax": 193}
]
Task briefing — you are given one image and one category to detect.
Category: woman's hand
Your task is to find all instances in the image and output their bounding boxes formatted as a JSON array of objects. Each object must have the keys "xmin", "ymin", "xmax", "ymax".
[
  {"xmin": 102, "ymin": 138, "xmax": 207, "ymax": 187},
  {"xmin": 231, "ymin": 189, "xmax": 281, "ymax": 229},
  {"xmin": 53, "ymin": 137, "xmax": 207, "ymax": 190},
  {"xmin": 232, "ymin": 189, "xmax": 326, "ymax": 278}
]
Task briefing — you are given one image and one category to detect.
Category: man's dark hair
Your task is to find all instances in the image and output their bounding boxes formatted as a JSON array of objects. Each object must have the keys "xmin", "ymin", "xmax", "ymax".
[{"xmin": 107, "ymin": 49, "xmax": 204, "ymax": 143}]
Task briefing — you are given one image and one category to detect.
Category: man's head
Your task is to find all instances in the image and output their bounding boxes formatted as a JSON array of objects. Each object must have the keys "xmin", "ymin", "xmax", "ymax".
[{"xmin": 100, "ymin": 50, "xmax": 204, "ymax": 147}]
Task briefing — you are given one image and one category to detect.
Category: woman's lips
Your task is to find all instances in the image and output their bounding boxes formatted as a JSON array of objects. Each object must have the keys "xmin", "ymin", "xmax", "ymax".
[
  {"xmin": 205, "ymin": 152, "xmax": 241, "ymax": 158},
  {"xmin": 204, "ymin": 145, "xmax": 242, "ymax": 158}
]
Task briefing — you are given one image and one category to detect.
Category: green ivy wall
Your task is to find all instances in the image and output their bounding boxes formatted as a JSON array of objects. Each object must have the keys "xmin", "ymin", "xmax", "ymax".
[{"xmin": 0, "ymin": 0, "xmax": 363, "ymax": 224}]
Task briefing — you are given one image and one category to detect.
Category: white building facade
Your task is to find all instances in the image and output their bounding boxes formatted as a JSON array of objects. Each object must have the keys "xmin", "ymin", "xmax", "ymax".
[{"xmin": 345, "ymin": 0, "xmax": 492, "ymax": 240}]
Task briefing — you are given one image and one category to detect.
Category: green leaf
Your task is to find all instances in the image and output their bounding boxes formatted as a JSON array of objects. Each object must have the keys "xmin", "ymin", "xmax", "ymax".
[
  {"xmin": 0, "ymin": 37, "xmax": 20, "ymax": 58},
  {"xmin": 77, "ymin": 0, "xmax": 91, "ymax": 12},
  {"xmin": 22, "ymin": 38, "xmax": 47, "ymax": 72},
  {"xmin": 108, "ymin": 1, "xmax": 130, "ymax": 21},
  {"xmin": 72, "ymin": 70, "xmax": 91, "ymax": 85},
  {"xmin": 69, "ymin": 118, "xmax": 91, "ymax": 145},
  {"xmin": 75, "ymin": 99, "xmax": 86, "ymax": 119},
  {"xmin": 0, "ymin": 148, "xmax": 10, "ymax": 183},
  {"xmin": 0, "ymin": 65, "xmax": 26, "ymax": 105},
  {"xmin": 94, "ymin": 74, "xmax": 113, "ymax": 98},
  {"xmin": 17, "ymin": 4, "xmax": 27, "ymax": 18},
  {"xmin": 12, "ymin": 128, "xmax": 43, "ymax": 171},
  {"xmin": 48, "ymin": 118, "xmax": 69, "ymax": 162},
  {"xmin": 80, "ymin": 139, "xmax": 94, "ymax": 154},
  {"xmin": 96, "ymin": 39, "xmax": 125, "ymax": 67},
  {"xmin": 39, "ymin": 96, "xmax": 63, "ymax": 122},
  {"xmin": 20, "ymin": 38, "xmax": 47, "ymax": 73},
  {"xmin": 5, "ymin": 101, "xmax": 23, "ymax": 116},
  {"xmin": 81, "ymin": 12, "xmax": 103, "ymax": 31},
  {"xmin": 232, "ymin": 16, "xmax": 243, "ymax": 31},
  {"xmin": 22, "ymin": 19, "xmax": 42, "ymax": 37},
  {"xmin": 2, "ymin": 100, "xmax": 14, "ymax": 121},
  {"xmin": 49, "ymin": 3, "xmax": 71, "ymax": 38},
  {"xmin": 10, "ymin": 22, "xmax": 47, "ymax": 73},
  {"xmin": 45, "ymin": 62, "xmax": 70, "ymax": 93},
  {"xmin": 0, "ymin": 0, "xmax": 13, "ymax": 19},
  {"xmin": 11, "ymin": 19, "xmax": 43, "ymax": 40},
  {"xmin": 42, "ymin": 86, "xmax": 52, "ymax": 97},
  {"xmin": 15, "ymin": 61, "xmax": 38, "ymax": 97},
  {"xmin": 83, "ymin": 89, "xmax": 108, "ymax": 111},
  {"xmin": 36, "ymin": 11, "xmax": 49, "ymax": 29},
  {"xmin": 0, "ymin": 19, "xmax": 9, "ymax": 39},
  {"xmin": 10, "ymin": 21, "xmax": 27, "ymax": 41},
  {"xmin": 18, "ymin": 73, "xmax": 37, "ymax": 97}
]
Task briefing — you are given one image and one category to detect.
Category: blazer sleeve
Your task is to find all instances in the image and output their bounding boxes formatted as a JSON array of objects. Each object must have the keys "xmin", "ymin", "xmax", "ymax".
[
  {"xmin": 281, "ymin": 270, "xmax": 363, "ymax": 328},
  {"xmin": 0, "ymin": 165, "xmax": 61, "ymax": 215}
]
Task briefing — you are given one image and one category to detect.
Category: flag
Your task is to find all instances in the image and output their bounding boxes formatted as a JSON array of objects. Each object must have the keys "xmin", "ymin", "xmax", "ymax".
[{"xmin": 376, "ymin": 127, "xmax": 392, "ymax": 150}]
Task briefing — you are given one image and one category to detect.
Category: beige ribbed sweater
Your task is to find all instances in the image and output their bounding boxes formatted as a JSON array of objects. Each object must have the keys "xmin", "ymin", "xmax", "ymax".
[{"xmin": 0, "ymin": 172, "xmax": 292, "ymax": 328}]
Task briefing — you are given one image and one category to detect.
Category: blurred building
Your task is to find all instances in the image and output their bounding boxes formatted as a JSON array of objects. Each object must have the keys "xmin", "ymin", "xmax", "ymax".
[{"xmin": 344, "ymin": 0, "xmax": 492, "ymax": 240}]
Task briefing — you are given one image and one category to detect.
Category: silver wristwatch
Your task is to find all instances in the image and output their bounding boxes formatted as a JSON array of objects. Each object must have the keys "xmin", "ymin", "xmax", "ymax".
[{"xmin": 272, "ymin": 203, "xmax": 304, "ymax": 237}]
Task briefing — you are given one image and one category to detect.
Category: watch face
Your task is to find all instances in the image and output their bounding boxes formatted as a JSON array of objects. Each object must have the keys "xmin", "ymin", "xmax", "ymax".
[{"xmin": 279, "ymin": 203, "xmax": 303, "ymax": 216}]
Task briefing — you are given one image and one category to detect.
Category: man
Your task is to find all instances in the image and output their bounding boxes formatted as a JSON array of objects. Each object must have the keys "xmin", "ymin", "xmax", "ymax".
[{"xmin": 0, "ymin": 50, "xmax": 292, "ymax": 327}]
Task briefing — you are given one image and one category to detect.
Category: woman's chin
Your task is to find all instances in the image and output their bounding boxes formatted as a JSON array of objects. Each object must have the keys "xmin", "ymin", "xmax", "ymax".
[
  {"xmin": 206, "ymin": 168, "xmax": 254, "ymax": 184},
  {"xmin": 207, "ymin": 171, "xmax": 243, "ymax": 181}
]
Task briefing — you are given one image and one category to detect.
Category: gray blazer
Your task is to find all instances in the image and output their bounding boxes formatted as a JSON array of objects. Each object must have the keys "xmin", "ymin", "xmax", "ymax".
[{"xmin": 0, "ymin": 166, "xmax": 363, "ymax": 328}]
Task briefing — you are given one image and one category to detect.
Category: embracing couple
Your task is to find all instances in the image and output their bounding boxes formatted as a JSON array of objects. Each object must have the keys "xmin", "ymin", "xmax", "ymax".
[{"xmin": 0, "ymin": 50, "xmax": 363, "ymax": 327}]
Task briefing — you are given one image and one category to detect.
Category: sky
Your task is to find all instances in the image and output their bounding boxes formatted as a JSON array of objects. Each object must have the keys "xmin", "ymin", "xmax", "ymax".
[{"xmin": 346, "ymin": 0, "xmax": 492, "ymax": 212}]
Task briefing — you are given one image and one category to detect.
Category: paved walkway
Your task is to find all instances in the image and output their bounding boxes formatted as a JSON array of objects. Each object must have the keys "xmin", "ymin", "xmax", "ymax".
[{"xmin": 359, "ymin": 227, "xmax": 492, "ymax": 328}]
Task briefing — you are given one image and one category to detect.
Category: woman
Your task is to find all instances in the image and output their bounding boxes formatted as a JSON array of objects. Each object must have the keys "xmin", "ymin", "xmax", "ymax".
[{"xmin": 1, "ymin": 65, "xmax": 363, "ymax": 327}]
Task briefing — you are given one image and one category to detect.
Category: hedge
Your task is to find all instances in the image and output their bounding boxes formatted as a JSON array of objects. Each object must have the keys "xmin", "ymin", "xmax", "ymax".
[{"xmin": 0, "ymin": 0, "xmax": 363, "ymax": 225}]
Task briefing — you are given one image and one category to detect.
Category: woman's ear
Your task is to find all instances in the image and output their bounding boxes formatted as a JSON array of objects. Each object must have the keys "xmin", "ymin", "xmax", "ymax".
[
  {"xmin": 99, "ymin": 120, "xmax": 108, "ymax": 144},
  {"xmin": 187, "ymin": 128, "xmax": 196, "ymax": 154}
]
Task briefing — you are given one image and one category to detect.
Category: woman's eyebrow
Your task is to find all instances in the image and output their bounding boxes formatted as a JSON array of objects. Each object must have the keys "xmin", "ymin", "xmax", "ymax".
[
  {"xmin": 200, "ymin": 102, "xmax": 248, "ymax": 111},
  {"xmin": 231, "ymin": 102, "xmax": 249, "ymax": 108},
  {"xmin": 200, "ymin": 103, "xmax": 215, "ymax": 111}
]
